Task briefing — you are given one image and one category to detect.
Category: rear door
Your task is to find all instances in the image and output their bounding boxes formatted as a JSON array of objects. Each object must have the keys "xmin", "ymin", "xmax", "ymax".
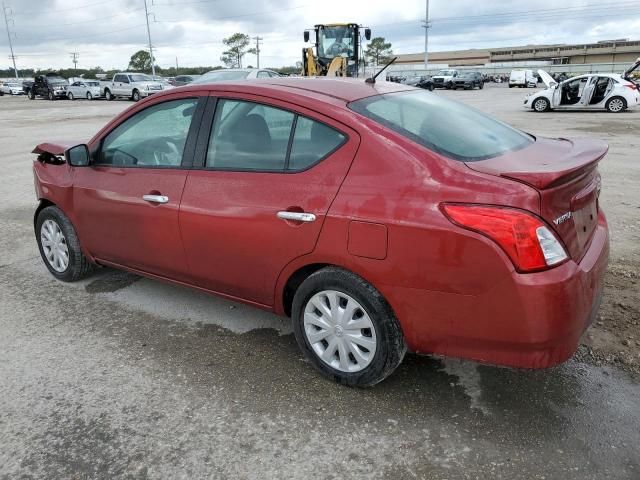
[
  {"xmin": 179, "ymin": 94, "xmax": 360, "ymax": 306},
  {"xmin": 73, "ymin": 94, "xmax": 206, "ymax": 280}
]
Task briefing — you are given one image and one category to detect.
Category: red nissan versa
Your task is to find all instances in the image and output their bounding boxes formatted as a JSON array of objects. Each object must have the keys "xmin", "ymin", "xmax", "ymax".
[{"xmin": 32, "ymin": 78, "xmax": 609, "ymax": 386}]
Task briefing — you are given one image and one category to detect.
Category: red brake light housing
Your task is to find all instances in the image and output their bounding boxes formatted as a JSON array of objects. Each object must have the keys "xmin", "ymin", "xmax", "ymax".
[
  {"xmin": 441, "ymin": 204, "xmax": 568, "ymax": 273},
  {"xmin": 624, "ymin": 83, "xmax": 638, "ymax": 90}
]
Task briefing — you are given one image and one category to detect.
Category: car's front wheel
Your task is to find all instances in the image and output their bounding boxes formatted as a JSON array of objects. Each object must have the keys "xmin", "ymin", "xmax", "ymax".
[
  {"xmin": 48, "ymin": 90, "xmax": 55, "ymax": 101},
  {"xmin": 605, "ymin": 96, "xmax": 627, "ymax": 113},
  {"xmin": 67, "ymin": 92, "xmax": 74, "ymax": 100},
  {"xmin": 105, "ymin": 89, "xmax": 113, "ymax": 101},
  {"xmin": 132, "ymin": 89, "xmax": 140, "ymax": 102},
  {"xmin": 28, "ymin": 89, "xmax": 35, "ymax": 100},
  {"xmin": 36, "ymin": 206, "xmax": 94, "ymax": 282},
  {"xmin": 533, "ymin": 97, "xmax": 551, "ymax": 112},
  {"xmin": 292, "ymin": 267, "xmax": 406, "ymax": 387},
  {"xmin": 86, "ymin": 92, "xmax": 93, "ymax": 100}
]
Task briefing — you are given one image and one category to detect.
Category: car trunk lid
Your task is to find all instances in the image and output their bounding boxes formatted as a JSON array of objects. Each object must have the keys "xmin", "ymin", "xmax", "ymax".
[{"xmin": 465, "ymin": 137, "xmax": 607, "ymax": 261}]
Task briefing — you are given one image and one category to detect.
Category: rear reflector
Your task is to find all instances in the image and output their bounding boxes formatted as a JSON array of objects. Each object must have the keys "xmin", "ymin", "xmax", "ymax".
[{"xmin": 441, "ymin": 204, "xmax": 568, "ymax": 273}]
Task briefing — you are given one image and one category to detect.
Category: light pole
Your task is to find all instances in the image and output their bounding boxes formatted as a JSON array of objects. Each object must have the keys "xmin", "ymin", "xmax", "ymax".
[
  {"xmin": 253, "ymin": 36, "xmax": 263, "ymax": 69},
  {"xmin": 143, "ymin": 0, "xmax": 155, "ymax": 76},
  {"xmin": 423, "ymin": 0, "xmax": 430, "ymax": 71},
  {"xmin": 2, "ymin": 1, "xmax": 19, "ymax": 79}
]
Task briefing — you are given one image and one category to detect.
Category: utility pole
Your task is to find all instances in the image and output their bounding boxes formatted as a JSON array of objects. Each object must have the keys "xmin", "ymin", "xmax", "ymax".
[
  {"xmin": 253, "ymin": 35, "xmax": 262, "ymax": 69},
  {"xmin": 143, "ymin": 0, "xmax": 155, "ymax": 76},
  {"xmin": 70, "ymin": 52, "xmax": 79, "ymax": 76},
  {"xmin": 422, "ymin": 0, "xmax": 430, "ymax": 71},
  {"xmin": 2, "ymin": 1, "xmax": 19, "ymax": 79}
]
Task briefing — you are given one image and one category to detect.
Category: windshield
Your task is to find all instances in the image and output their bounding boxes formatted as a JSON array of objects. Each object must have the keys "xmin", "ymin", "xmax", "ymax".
[
  {"xmin": 192, "ymin": 70, "xmax": 250, "ymax": 83},
  {"xmin": 317, "ymin": 25, "xmax": 356, "ymax": 59},
  {"xmin": 130, "ymin": 74, "xmax": 152, "ymax": 82},
  {"xmin": 47, "ymin": 77, "xmax": 67, "ymax": 85},
  {"xmin": 5, "ymin": 82, "xmax": 18, "ymax": 87},
  {"xmin": 349, "ymin": 91, "xmax": 533, "ymax": 161},
  {"xmin": 436, "ymin": 70, "xmax": 455, "ymax": 76}
]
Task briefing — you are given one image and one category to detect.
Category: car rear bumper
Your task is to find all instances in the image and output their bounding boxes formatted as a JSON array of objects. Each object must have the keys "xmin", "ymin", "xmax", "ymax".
[{"xmin": 390, "ymin": 210, "xmax": 610, "ymax": 369}]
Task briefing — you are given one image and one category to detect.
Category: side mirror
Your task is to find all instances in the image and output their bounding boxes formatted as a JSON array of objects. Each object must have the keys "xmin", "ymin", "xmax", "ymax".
[
  {"xmin": 65, "ymin": 144, "xmax": 90, "ymax": 167},
  {"xmin": 303, "ymin": 31, "xmax": 310, "ymax": 42},
  {"xmin": 365, "ymin": 28, "xmax": 371, "ymax": 40}
]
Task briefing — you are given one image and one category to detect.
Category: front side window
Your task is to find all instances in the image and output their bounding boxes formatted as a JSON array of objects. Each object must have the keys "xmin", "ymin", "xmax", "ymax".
[
  {"xmin": 257, "ymin": 71, "xmax": 271, "ymax": 78},
  {"xmin": 206, "ymin": 99, "xmax": 294, "ymax": 171},
  {"xmin": 99, "ymin": 98, "xmax": 198, "ymax": 167},
  {"xmin": 349, "ymin": 91, "xmax": 532, "ymax": 161}
]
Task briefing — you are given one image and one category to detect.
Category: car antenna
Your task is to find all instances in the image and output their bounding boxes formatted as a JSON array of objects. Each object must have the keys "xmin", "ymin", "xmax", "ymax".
[{"xmin": 365, "ymin": 56, "xmax": 398, "ymax": 84}]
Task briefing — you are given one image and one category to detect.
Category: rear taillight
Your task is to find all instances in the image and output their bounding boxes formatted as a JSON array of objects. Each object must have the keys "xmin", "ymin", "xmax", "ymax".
[
  {"xmin": 624, "ymin": 83, "xmax": 638, "ymax": 90},
  {"xmin": 441, "ymin": 204, "xmax": 568, "ymax": 273}
]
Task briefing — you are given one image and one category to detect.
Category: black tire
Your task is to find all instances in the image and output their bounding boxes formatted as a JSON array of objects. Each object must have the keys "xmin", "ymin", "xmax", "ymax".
[
  {"xmin": 48, "ymin": 90, "xmax": 55, "ymax": 101},
  {"xmin": 105, "ymin": 89, "xmax": 113, "ymax": 101},
  {"xmin": 0, "ymin": 90, "xmax": 4, "ymax": 96},
  {"xmin": 428, "ymin": 84, "xmax": 434, "ymax": 91},
  {"xmin": 132, "ymin": 89, "xmax": 140, "ymax": 102},
  {"xmin": 292, "ymin": 267, "xmax": 406, "ymax": 387},
  {"xmin": 67, "ymin": 92, "xmax": 74, "ymax": 100},
  {"xmin": 86, "ymin": 92, "xmax": 93, "ymax": 100},
  {"xmin": 605, "ymin": 96, "xmax": 627, "ymax": 113},
  {"xmin": 28, "ymin": 89, "xmax": 35, "ymax": 100},
  {"xmin": 35, "ymin": 206, "xmax": 95, "ymax": 282},
  {"xmin": 479, "ymin": 81, "xmax": 484, "ymax": 89},
  {"xmin": 532, "ymin": 97, "xmax": 551, "ymax": 112},
  {"xmin": 508, "ymin": 84, "xmax": 513, "ymax": 88}
]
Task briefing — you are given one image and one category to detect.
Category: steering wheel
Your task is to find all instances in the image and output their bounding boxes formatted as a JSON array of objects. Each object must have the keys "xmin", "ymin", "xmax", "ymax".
[
  {"xmin": 152, "ymin": 139, "xmax": 180, "ymax": 166},
  {"xmin": 328, "ymin": 42, "xmax": 348, "ymax": 56}
]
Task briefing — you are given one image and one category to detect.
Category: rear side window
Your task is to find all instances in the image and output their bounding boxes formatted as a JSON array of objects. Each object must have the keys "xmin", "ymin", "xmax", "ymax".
[
  {"xmin": 289, "ymin": 116, "xmax": 346, "ymax": 170},
  {"xmin": 206, "ymin": 99, "xmax": 294, "ymax": 171},
  {"xmin": 349, "ymin": 91, "xmax": 532, "ymax": 161}
]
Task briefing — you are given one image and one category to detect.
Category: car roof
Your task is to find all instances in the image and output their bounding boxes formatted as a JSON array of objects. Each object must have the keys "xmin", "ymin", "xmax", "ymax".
[{"xmin": 192, "ymin": 77, "xmax": 415, "ymax": 102}]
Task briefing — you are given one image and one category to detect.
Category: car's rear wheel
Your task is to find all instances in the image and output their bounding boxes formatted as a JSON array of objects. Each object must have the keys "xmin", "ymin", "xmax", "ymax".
[
  {"xmin": 132, "ymin": 89, "xmax": 140, "ymax": 102},
  {"xmin": 67, "ymin": 92, "xmax": 74, "ymax": 100},
  {"xmin": 292, "ymin": 267, "xmax": 406, "ymax": 387},
  {"xmin": 36, "ymin": 206, "xmax": 94, "ymax": 282},
  {"xmin": 86, "ymin": 92, "xmax": 93, "ymax": 100},
  {"xmin": 28, "ymin": 89, "xmax": 35, "ymax": 100},
  {"xmin": 533, "ymin": 97, "xmax": 550, "ymax": 112},
  {"xmin": 479, "ymin": 81, "xmax": 484, "ymax": 89},
  {"xmin": 605, "ymin": 96, "xmax": 626, "ymax": 113},
  {"xmin": 105, "ymin": 89, "xmax": 113, "ymax": 101}
]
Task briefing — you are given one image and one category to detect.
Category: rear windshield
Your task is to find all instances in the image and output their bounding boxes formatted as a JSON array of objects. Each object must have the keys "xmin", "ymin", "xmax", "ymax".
[
  {"xmin": 349, "ymin": 90, "xmax": 533, "ymax": 161},
  {"xmin": 193, "ymin": 71, "xmax": 250, "ymax": 83},
  {"xmin": 130, "ymin": 74, "xmax": 152, "ymax": 82}
]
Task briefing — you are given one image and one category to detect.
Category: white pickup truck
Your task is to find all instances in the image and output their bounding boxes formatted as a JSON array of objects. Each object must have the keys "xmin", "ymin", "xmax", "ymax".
[
  {"xmin": 101, "ymin": 72, "xmax": 165, "ymax": 101},
  {"xmin": 431, "ymin": 69, "xmax": 460, "ymax": 89}
]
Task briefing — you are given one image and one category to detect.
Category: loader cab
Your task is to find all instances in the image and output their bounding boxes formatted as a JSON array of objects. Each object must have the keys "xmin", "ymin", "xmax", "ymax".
[{"xmin": 303, "ymin": 23, "xmax": 371, "ymax": 77}]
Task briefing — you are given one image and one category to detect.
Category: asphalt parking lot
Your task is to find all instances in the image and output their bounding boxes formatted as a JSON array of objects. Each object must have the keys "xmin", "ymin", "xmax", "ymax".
[{"xmin": 1, "ymin": 85, "xmax": 639, "ymax": 479}]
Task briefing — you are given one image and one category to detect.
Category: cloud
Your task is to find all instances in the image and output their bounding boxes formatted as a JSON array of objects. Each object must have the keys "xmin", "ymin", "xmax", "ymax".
[{"xmin": 2, "ymin": 0, "xmax": 640, "ymax": 70}]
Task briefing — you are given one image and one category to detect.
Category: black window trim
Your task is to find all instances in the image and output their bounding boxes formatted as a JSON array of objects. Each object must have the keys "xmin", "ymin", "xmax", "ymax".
[
  {"xmin": 91, "ymin": 95, "xmax": 207, "ymax": 170},
  {"xmin": 191, "ymin": 96, "xmax": 349, "ymax": 174}
]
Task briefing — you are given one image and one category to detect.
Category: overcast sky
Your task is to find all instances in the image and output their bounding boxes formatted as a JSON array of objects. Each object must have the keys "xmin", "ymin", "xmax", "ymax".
[{"xmin": 3, "ymin": 0, "xmax": 640, "ymax": 71}]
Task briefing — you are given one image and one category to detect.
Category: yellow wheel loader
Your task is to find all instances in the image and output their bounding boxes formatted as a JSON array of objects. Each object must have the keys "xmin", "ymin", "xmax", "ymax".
[{"xmin": 302, "ymin": 23, "xmax": 371, "ymax": 77}]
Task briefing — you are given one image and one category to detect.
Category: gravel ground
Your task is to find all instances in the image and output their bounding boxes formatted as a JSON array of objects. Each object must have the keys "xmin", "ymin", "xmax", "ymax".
[{"xmin": 0, "ymin": 85, "xmax": 639, "ymax": 479}]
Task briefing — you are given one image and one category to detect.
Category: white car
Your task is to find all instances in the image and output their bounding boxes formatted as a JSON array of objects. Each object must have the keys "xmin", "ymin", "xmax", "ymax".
[
  {"xmin": 66, "ymin": 80, "xmax": 102, "ymax": 100},
  {"xmin": 509, "ymin": 69, "xmax": 537, "ymax": 88},
  {"xmin": 525, "ymin": 61, "xmax": 640, "ymax": 113},
  {"xmin": 0, "ymin": 81, "xmax": 23, "ymax": 96},
  {"xmin": 191, "ymin": 68, "xmax": 281, "ymax": 84},
  {"xmin": 430, "ymin": 69, "xmax": 459, "ymax": 89}
]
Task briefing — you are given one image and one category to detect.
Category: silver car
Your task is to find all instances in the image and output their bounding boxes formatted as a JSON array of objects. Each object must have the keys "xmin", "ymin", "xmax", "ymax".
[
  {"xmin": 191, "ymin": 68, "xmax": 281, "ymax": 84},
  {"xmin": 66, "ymin": 80, "xmax": 102, "ymax": 100}
]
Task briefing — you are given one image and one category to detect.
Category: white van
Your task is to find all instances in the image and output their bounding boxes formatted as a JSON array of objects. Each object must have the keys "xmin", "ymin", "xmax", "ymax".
[{"xmin": 509, "ymin": 69, "xmax": 537, "ymax": 88}]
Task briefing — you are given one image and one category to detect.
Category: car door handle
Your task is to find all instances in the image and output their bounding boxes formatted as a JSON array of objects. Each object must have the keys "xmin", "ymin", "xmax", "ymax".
[
  {"xmin": 142, "ymin": 194, "xmax": 169, "ymax": 204},
  {"xmin": 277, "ymin": 211, "xmax": 316, "ymax": 222}
]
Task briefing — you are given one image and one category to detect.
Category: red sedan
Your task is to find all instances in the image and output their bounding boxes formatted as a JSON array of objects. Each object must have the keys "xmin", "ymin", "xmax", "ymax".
[{"xmin": 32, "ymin": 78, "xmax": 609, "ymax": 386}]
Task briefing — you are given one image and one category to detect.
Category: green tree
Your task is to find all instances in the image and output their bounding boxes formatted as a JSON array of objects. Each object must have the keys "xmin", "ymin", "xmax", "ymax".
[
  {"xmin": 220, "ymin": 33, "xmax": 256, "ymax": 68},
  {"xmin": 128, "ymin": 50, "xmax": 155, "ymax": 72},
  {"xmin": 365, "ymin": 37, "xmax": 393, "ymax": 66}
]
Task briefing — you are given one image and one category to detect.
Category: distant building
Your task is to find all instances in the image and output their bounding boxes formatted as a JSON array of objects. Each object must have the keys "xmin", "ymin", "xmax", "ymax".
[{"xmin": 396, "ymin": 39, "xmax": 640, "ymax": 67}]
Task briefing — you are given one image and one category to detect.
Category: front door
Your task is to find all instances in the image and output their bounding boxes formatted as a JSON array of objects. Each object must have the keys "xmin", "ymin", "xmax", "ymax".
[
  {"xmin": 179, "ymin": 95, "xmax": 359, "ymax": 306},
  {"xmin": 73, "ymin": 95, "xmax": 204, "ymax": 280},
  {"xmin": 579, "ymin": 76, "xmax": 598, "ymax": 106}
]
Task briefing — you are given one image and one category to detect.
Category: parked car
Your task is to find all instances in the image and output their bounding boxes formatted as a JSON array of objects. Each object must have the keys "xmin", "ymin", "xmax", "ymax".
[
  {"xmin": 452, "ymin": 71, "xmax": 484, "ymax": 90},
  {"xmin": 509, "ymin": 69, "xmax": 537, "ymax": 88},
  {"xmin": 26, "ymin": 75, "xmax": 68, "ymax": 100},
  {"xmin": 525, "ymin": 65, "xmax": 640, "ymax": 113},
  {"xmin": 416, "ymin": 76, "xmax": 435, "ymax": 91},
  {"xmin": 32, "ymin": 78, "xmax": 609, "ymax": 386},
  {"xmin": 431, "ymin": 69, "xmax": 459, "ymax": 89},
  {"xmin": 101, "ymin": 72, "xmax": 165, "ymax": 101},
  {"xmin": 66, "ymin": 80, "xmax": 102, "ymax": 100},
  {"xmin": 172, "ymin": 75, "xmax": 201, "ymax": 86},
  {"xmin": 191, "ymin": 68, "xmax": 281, "ymax": 84},
  {"xmin": 0, "ymin": 81, "xmax": 24, "ymax": 95}
]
